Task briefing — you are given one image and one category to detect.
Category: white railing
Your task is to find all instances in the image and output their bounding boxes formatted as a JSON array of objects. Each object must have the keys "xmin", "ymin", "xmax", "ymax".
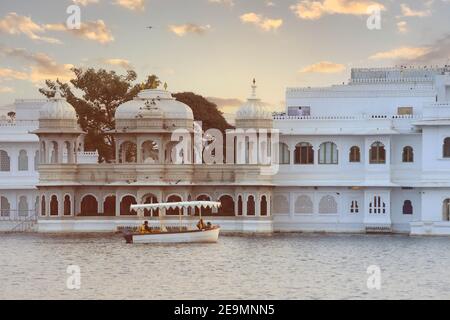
[
  {"xmin": 273, "ymin": 114, "xmax": 422, "ymax": 121},
  {"xmin": 0, "ymin": 120, "xmax": 39, "ymax": 127}
]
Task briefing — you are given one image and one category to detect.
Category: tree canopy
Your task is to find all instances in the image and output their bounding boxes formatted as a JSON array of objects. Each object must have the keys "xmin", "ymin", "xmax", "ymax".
[{"xmin": 39, "ymin": 67, "xmax": 232, "ymax": 162}]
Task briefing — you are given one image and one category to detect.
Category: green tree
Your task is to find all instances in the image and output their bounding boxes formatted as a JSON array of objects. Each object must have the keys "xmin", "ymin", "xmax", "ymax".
[{"xmin": 173, "ymin": 92, "xmax": 232, "ymax": 134}]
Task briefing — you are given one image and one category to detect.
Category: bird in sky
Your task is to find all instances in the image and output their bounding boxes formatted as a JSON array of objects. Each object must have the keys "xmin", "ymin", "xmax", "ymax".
[{"xmin": 146, "ymin": 26, "xmax": 153, "ymax": 30}]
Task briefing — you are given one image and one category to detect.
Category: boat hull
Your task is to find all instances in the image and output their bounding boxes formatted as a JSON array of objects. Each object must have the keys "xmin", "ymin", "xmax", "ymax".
[{"xmin": 124, "ymin": 227, "xmax": 220, "ymax": 244}]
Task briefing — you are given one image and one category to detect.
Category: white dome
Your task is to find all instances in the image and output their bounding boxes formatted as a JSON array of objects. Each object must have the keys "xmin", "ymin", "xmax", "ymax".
[
  {"xmin": 115, "ymin": 89, "xmax": 193, "ymax": 120},
  {"xmin": 39, "ymin": 87, "xmax": 77, "ymax": 120},
  {"xmin": 236, "ymin": 80, "xmax": 272, "ymax": 120}
]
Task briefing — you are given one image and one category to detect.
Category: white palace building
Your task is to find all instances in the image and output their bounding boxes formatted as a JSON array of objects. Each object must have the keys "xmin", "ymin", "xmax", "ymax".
[{"xmin": 1, "ymin": 66, "xmax": 450, "ymax": 235}]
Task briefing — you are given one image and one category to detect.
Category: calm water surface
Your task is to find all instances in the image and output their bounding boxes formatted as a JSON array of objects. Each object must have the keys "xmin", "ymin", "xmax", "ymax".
[{"xmin": 1, "ymin": 233, "xmax": 449, "ymax": 300}]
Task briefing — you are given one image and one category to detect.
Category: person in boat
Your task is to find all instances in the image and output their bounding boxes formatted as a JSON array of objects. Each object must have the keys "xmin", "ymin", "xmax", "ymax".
[
  {"xmin": 139, "ymin": 221, "xmax": 152, "ymax": 233},
  {"xmin": 196, "ymin": 218, "xmax": 207, "ymax": 230},
  {"xmin": 206, "ymin": 222, "xmax": 213, "ymax": 229}
]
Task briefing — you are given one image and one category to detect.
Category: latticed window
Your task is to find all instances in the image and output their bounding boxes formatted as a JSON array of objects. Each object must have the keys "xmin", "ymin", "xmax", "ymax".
[
  {"xmin": 402, "ymin": 146, "xmax": 414, "ymax": 163},
  {"xmin": 295, "ymin": 195, "xmax": 313, "ymax": 214},
  {"xmin": 350, "ymin": 200, "xmax": 359, "ymax": 213},
  {"xmin": 370, "ymin": 142, "xmax": 386, "ymax": 164},
  {"xmin": 273, "ymin": 194, "xmax": 289, "ymax": 214},
  {"xmin": 18, "ymin": 196, "xmax": 28, "ymax": 216},
  {"xmin": 0, "ymin": 150, "xmax": 10, "ymax": 172},
  {"xmin": 349, "ymin": 146, "xmax": 360, "ymax": 163},
  {"xmin": 319, "ymin": 195, "xmax": 338, "ymax": 214},
  {"xmin": 294, "ymin": 142, "xmax": 314, "ymax": 164},
  {"xmin": 318, "ymin": 142, "xmax": 338, "ymax": 164},
  {"xmin": 18, "ymin": 150, "xmax": 28, "ymax": 171}
]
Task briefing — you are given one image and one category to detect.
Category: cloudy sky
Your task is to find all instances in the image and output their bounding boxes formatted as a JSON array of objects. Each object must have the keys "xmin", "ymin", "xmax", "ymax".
[{"xmin": 0, "ymin": 0, "xmax": 449, "ymax": 115}]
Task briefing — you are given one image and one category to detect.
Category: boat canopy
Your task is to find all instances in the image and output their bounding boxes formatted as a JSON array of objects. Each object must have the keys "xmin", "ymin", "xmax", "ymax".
[{"xmin": 131, "ymin": 201, "xmax": 221, "ymax": 211}]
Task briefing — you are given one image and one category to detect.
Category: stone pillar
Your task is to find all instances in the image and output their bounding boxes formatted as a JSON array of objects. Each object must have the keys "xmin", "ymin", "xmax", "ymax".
[
  {"xmin": 243, "ymin": 195, "xmax": 248, "ymax": 217},
  {"xmin": 255, "ymin": 194, "xmax": 261, "ymax": 217},
  {"xmin": 115, "ymin": 193, "xmax": 121, "ymax": 216},
  {"xmin": 58, "ymin": 193, "xmax": 64, "ymax": 217}
]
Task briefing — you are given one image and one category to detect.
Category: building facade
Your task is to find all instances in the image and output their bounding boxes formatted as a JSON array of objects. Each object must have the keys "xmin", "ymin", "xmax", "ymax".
[
  {"xmin": 0, "ymin": 99, "xmax": 97, "ymax": 231},
  {"xmin": 4, "ymin": 66, "xmax": 450, "ymax": 235}
]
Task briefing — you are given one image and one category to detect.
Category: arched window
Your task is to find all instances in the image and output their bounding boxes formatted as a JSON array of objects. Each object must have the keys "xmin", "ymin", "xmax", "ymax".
[
  {"xmin": 294, "ymin": 142, "xmax": 314, "ymax": 164},
  {"xmin": 443, "ymin": 138, "xmax": 450, "ymax": 158},
  {"xmin": 349, "ymin": 146, "xmax": 360, "ymax": 163},
  {"xmin": 120, "ymin": 195, "xmax": 137, "ymax": 216},
  {"xmin": 119, "ymin": 141, "xmax": 137, "ymax": 163},
  {"xmin": 50, "ymin": 141, "xmax": 58, "ymax": 164},
  {"xmin": 1, "ymin": 196, "xmax": 11, "ymax": 217},
  {"xmin": 279, "ymin": 143, "xmax": 290, "ymax": 164},
  {"xmin": 319, "ymin": 195, "xmax": 337, "ymax": 214},
  {"xmin": 318, "ymin": 142, "xmax": 338, "ymax": 164},
  {"xmin": 402, "ymin": 146, "xmax": 414, "ymax": 163},
  {"xmin": 50, "ymin": 195, "xmax": 58, "ymax": 216},
  {"xmin": 166, "ymin": 195, "xmax": 182, "ymax": 215},
  {"xmin": 403, "ymin": 200, "xmax": 413, "ymax": 215},
  {"xmin": 370, "ymin": 142, "xmax": 386, "ymax": 164},
  {"xmin": 196, "ymin": 195, "xmax": 212, "ymax": 216},
  {"xmin": 18, "ymin": 150, "xmax": 28, "ymax": 171},
  {"xmin": 141, "ymin": 141, "xmax": 159, "ymax": 163},
  {"xmin": 273, "ymin": 194, "xmax": 289, "ymax": 214},
  {"xmin": 295, "ymin": 195, "xmax": 313, "ymax": 214},
  {"xmin": 142, "ymin": 194, "xmax": 158, "ymax": 217},
  {"xmin": 64, "ymin": 195, "xmax": 71, "ymax": 216},
  {"xmin": 18, "ymin": 196, "xmax": 28, "ymax": 216},
  {"xmin": 81, "ymin": 195, "xmax": 98, "ymax": 216},
  {"xmin": 350, "ymin": 200, "xmax": 359, "ymax": 214},
  {"xmin": 0, "ymin": 150, "xmax": 10, "ymax": 172},
  {"xmin": 443, "ymin": 199, "xmax": 450, "ymax": 221},
  {"xmin": 104, "ymin": 195, "xmax": 116, "ymax": 216},
  {"xmin": 34, "ymin": 150, "xmax": 39, "ymax": 171},
  {"xmin": 247, "ymin": 195, "xmax": 255, "ymax": 216},
  {"xmin": 261, "ymin": 195, "xmax": 268, "ymax": 216},
  {"xmin": 41, "ymin": 195, "xmax": 46, "ymax": 216},
  {"xmin": 237, "ymin": 195, "xmax": 243, "ymax": 216},
  {"xmin": 218, "ymin": 195, "xmax": 234, "ymax": 216}
]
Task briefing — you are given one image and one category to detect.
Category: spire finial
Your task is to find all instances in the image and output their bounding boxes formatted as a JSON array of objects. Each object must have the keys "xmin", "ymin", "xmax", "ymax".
[
  {"xmin": 251, "ymin": 78, "xmax": 257, "ymax": 97},
  {"xmin": 164, "ymin": 82, "xmax": 168, "ymax": 91},
  {"xmin": 54, "ymin": 80, "xmax": 62, "ymax": 99}
]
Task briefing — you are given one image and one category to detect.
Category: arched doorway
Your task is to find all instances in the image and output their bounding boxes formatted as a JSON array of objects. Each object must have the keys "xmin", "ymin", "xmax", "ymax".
[
  {"xmin": 143, "ymin": 194, "xmax": 159, "ymax": 216},
  {"xmin": 261, "ymin": 195, "xmax": 268, "ymax": 216},
  {"xmin": 81, "ymin": 195, "xmax": 98, "ymax": 216},
  {"xmin": 237, "ymin": 195, "xmax": 243, "ymax": 216},
  {"xmin": 195, "ymin": 195, "xmax": 212, "ymax": 216},
  {"xmin": 443, "ymin": 199, "xmax": 450, "ymax": 221},
  {"xmin": 64, "ymin": 195, "xmax": 71, "ymax": 216},
  {"xmin": 247, "ymin": 195, "xmax": 255, "ymax": 216},
  {"xmin": 50, "ymin": 195, "xmax": 58, "ymax": 216},
  {"xmin": 166, "ymin": 195, "xmax": 182, "ymax": 216},
  {"xmin": 218, "ymin": 195, "xmax": 234, "ymax": 216},
  {"xmin": 120, "ymin": 195, "xmax": 137, "ymax": 216},
  {"xmin": 103, "ymin": 195, "xmax": 116, "ymax": 216},
  {"xmin": 41, "ymin": 195, "xmax": 46, "ymax": 216}
]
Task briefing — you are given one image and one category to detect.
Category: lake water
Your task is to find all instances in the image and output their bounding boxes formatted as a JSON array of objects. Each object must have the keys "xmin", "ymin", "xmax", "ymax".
[{"xmin": 1, "ymin": 233, "xmax": 450, "ymax": 300}]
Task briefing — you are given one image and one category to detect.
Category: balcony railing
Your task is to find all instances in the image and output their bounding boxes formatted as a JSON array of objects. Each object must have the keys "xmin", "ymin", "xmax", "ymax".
[{"xmin": 273, "ymin": 114, "xmax": 422, "ymax": 121}]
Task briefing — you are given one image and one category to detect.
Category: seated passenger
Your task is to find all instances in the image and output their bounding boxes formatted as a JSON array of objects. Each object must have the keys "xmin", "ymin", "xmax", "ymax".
[
  {"xmin": 196, "ymin": 218, "xmax": 206, "ymax": 230},
  {"xmin": 139, "ymin": 221, "xmax": 151, "ymax": 233},
  {"xmin": 206, "ymin": 222, "xmax": 212, "ymax": 229}
]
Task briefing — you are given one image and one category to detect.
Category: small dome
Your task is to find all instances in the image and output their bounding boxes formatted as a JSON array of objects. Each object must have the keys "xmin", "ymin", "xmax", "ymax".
[
  {"xmin": 39, "ymin": 86, "xmax": 77, "ymax": 120},
  {"xmin": 115, "ymin": 89, "xmax": 193, "ymax": 120},
  {"xmin": 236, "ymin": 80, "xmax": 272, "ymax": 120}
]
